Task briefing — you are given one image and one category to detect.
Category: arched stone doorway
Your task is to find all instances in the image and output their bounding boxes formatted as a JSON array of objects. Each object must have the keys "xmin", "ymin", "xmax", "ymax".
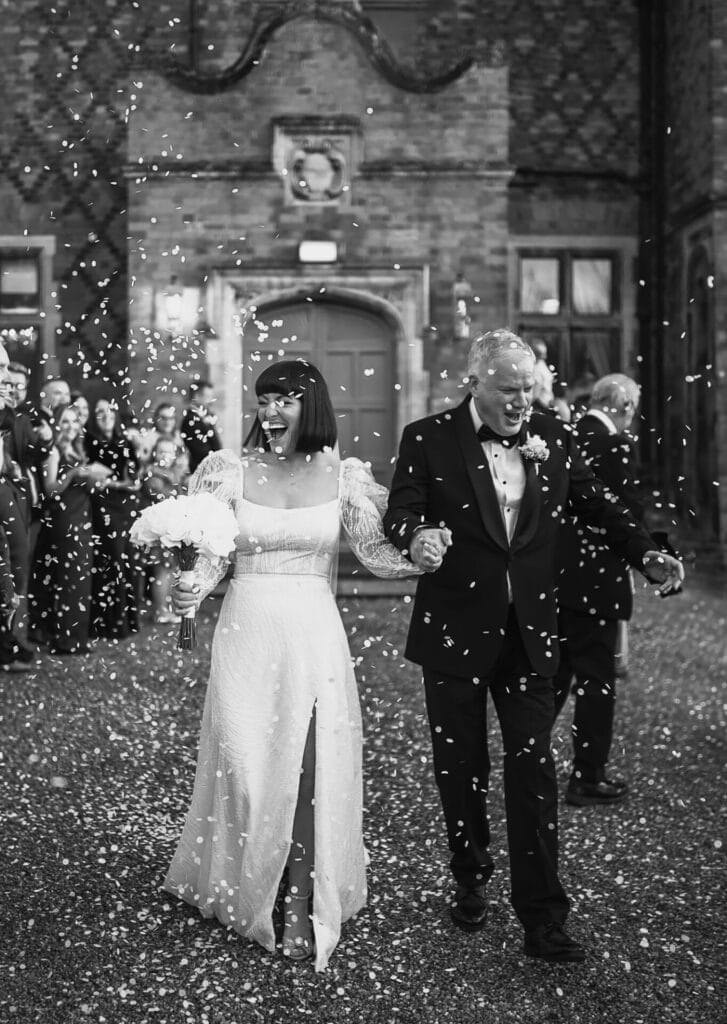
[
  {"xmin": 203, "ymin": 266, "xmax": 430, "ymax": 484},
  {"xmin": 243, "ymin": 295, "xmax": 397, "ymax": 482}
]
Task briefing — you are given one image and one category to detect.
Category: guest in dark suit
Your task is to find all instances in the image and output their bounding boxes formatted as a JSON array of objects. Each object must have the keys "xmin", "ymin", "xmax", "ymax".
[
  {"xmin": 6, "ymin": 362, "xmax": 49, "ymax": 564},
  {"xmin": 0, "ymin": 347, "xmax": 53, "ymax": 669},
  {"xmin": 554, "ymin": 374, "xmax": 650, "ymax": 806},
  {"xmin": 181, "ymin": 379, "xmax": 221, "ymax": 473},
  {"xmin": 384, "ymin": 330, "xmax": 683, "ymax": 963}
]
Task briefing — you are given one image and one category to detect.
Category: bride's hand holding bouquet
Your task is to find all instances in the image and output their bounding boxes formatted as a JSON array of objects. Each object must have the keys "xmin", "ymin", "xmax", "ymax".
[{"xmin": 130, "ymin": 491, "xmax": 238, "ymax": 649}]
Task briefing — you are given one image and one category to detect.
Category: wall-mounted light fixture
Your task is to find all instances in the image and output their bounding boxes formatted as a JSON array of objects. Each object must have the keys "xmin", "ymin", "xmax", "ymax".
[
  {"xmin": 298, "ymin": 239, "xmax": 338, "ymax": 264},
  {"xmin": 156, "ymin": 274, "xmax": 209, "ymax": 339},
  {"xmin": 453, "ymin": 272, "xmax": 472, "ymax": 341}
]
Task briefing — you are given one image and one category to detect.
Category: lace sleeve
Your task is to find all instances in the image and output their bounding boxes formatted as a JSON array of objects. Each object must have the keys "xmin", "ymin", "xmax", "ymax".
[
  {"xmin": 339, "ymin": 458, "xmax": 422, "ymax": 579},
  {"xmin": 187, "ymin": 449, "xmax": 243, "ymax": 603}
]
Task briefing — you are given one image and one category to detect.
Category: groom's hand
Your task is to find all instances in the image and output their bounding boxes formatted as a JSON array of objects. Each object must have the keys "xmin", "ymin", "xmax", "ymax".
[
  {"xmin": 410, "ymin": 527, "xmax": 453, "ymax": 573},
  {"xmin": 641, "ymin": 550, "xmax": 685, "ymax": 596}
]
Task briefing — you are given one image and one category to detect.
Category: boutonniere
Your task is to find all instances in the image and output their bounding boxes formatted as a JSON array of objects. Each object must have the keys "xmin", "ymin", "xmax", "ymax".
[{"xmin": 519, "ymin": 433, "xmax": 550, "ymax": 467}]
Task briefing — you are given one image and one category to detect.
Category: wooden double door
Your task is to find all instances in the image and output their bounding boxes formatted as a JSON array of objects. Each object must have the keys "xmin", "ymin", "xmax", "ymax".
[{"xmin": 242, "ymin": 298, "xmax": 397, "ymax": 483}]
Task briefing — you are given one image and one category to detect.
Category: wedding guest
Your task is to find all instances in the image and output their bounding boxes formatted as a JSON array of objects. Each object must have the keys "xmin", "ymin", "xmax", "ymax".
[
  {"xmin": 0, "ymin": 432, "xmax": 33, "ymax": 671},
  {"xmin": 554, "ymin": 374, "xmax": 654, "ymax": 806},
  {"xmin": 140, "ymin": 436, "xmax": 185, "ymax": 624},
  {"xmin": 137, "ymin": 401, "xmax": 189, "ymax": 479},
  {"xmin": 6, "ymin": 362, "xmax": 32, "ymax": 416},
  {"xmin": 384, "ymin": 330, "xmax": 683, "ymax": 963},
  {"xmin": 568, "ymin": 372, "xmax": 597, "ymax": 423},
  {"xmin": 181, "ymin": 379, "xmax": 221, "ymax": 473},
  {"xmin": 85, "ymin": 398, "xmax": 141, "ymax": 640},
  {"xmin": 38, "ymin": 378, "xmax": 71, "ymax": 429},
  {"xmin": 531, "ymin": 338, "xmax": 556, "ymax": 414},
  {"xmin": 0, "ymin": 345, "xmax": 52, "ymax": 669},
  {"xmin": 6, "ymin": 362, "xmax": 48, "ymax": 567},
  {"xmin": 0, "ymin": 517, "xmax": 18, "ymax": 629},
  {"xmin": 70, "ymin": 391, "xmax": 90, "ymax": 430},
  {"xmin": 531, "ymin": 340, "xmax": 570, "ymax": 422},
  {"xmin": 30, "ymin": 407, "xmax": 108, "ymax": 654}
]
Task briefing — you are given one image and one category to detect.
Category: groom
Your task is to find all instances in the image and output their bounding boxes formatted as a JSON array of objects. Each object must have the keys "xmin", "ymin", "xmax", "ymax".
[{"xmin": 383, "ymin": 330, "xmax": 683, "ymax": 962}]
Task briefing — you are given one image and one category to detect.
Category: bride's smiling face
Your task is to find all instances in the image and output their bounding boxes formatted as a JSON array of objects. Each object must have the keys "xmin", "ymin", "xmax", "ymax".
[{"xmin": 257, "ymin": 391, "xmax": 303, "ymax": 454}]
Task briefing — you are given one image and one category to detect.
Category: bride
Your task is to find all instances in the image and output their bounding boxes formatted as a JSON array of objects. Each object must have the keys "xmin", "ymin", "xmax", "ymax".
[{"xmin": 165, "ymin": 359, "xmax": 447, "ymax": 971}]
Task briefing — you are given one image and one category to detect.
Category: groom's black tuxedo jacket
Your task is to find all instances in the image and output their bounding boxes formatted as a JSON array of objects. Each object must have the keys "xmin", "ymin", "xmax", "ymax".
[
  {"xmin": 556, "ymin": 413, "xmax": 645, "ymax": 622},
  {"xmin": 383, "ymin": 398, "xmax": 655, "ymax": 679}
]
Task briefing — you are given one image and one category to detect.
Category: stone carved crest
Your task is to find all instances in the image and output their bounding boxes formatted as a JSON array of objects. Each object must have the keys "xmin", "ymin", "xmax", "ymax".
[
  {"xmin": 273, "ymin": 116, "xmax": 361, "ymax": 206},
  {"xmin": 290, "ymin": 140, "xmax": 346, "ymax": 202}
]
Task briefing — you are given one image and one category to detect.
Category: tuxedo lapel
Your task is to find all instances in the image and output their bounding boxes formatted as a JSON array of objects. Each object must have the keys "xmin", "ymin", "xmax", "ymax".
[
  {"xmin": 511, "ymin": 456, "xmax": 541, "ymax": 552},
  {"xmin": 453, "ymin": 400, "xmax": 509, "ymax": 552}
]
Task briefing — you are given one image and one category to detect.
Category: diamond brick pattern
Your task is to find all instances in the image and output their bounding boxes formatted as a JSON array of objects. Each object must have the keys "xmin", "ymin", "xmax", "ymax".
[{"xmin": 508, "ymin": 0, "xmax": 640, "ymax": 175}]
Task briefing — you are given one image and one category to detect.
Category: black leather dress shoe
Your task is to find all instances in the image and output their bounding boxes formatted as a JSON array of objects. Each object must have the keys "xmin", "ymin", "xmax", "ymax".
[
  {"xmin": 449, "ymin": 885, "xmax": 487, "ymax": 932},
  {"xmin": 524, "ymin": 923, "xmax": 586, "ymax": 963},
  {"xmin": 566, "ymin": 777, "xmax": 629, "ymax": 806}
]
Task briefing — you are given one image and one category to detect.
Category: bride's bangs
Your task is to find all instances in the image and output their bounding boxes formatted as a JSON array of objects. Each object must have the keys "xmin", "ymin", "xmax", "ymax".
[{"xmin": 246, "ymin": 359, "xmax": 338, "ymax": 453}]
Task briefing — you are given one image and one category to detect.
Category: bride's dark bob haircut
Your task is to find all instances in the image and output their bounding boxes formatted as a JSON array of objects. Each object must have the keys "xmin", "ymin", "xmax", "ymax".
[{"xmin": 244, "ymin": 359, "xmax": 338, "ymax": 453}]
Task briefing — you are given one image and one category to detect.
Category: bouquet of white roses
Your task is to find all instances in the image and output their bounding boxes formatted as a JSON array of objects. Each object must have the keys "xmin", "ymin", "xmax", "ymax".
[{"xmin": 130, "ymin": 492, "xmax": 238, "ymax": 649}]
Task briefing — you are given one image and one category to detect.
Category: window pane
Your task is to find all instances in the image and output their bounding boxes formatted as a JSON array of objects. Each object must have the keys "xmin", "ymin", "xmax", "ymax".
[
  {"xmin": 519, "ymin": 257, "xmax": 560, "ymax": 314},
  {"xmin": 572, "ymin": 258, "xmax": 612, "ymax": 315},
  {"xmin": 0, "ymin": 257, "xmax": 40, "ymax": 312}
]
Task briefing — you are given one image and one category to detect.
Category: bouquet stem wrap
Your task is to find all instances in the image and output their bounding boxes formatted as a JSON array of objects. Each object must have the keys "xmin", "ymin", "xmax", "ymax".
[
  {"xmin": 129, "ymin": 488, "xmax": 239, "ymax": 655},
  {"xmin": 177, "ymin": 543, "xmax": 198, "ymax": 650}
]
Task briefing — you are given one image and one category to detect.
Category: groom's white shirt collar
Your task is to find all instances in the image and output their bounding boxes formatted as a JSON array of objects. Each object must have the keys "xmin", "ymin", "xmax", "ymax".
[
  {"xmin": 468, "ymin": 397, "xmax": 485, "ymax": 435},
  {"xmin": 583, "ymin": 408, "xmax": 618, "ymax": 434}
]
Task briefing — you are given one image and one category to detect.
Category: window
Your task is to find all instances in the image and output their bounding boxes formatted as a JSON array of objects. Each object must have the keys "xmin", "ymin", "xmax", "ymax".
[
  {"xmin": 510, "ymin": 243, "xmax": 631, "ymax": 400},
  {"xmin": 0, "ymin": 255, "xmax": 41, "ymax": 313},
  {"xmin": 0, "ymin": 237, "xmax": 56, "ymax": 397}
]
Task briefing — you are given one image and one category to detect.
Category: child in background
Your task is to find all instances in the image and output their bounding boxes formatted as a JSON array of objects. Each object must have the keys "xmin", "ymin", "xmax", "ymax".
[{"xmin": 141, "ymin": 436, "xmax": 185, "ymax": 625}]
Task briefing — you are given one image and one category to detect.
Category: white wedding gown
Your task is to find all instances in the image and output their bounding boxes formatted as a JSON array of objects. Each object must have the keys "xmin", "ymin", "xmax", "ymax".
[{"xmin": 163, "ymin": 449, "xmax": 418, "ymax": 971}]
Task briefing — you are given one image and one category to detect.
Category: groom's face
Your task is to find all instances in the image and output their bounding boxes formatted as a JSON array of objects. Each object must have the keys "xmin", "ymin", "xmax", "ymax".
[{"xmin": 470, "ymin": 349, "xmax": 535, "ymax": 436}]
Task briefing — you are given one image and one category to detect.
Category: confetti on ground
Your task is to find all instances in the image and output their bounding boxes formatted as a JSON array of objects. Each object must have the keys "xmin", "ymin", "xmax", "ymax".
[{"xmin": 2, "ymin": 575, "xmax": 725, "ymax": 1023}]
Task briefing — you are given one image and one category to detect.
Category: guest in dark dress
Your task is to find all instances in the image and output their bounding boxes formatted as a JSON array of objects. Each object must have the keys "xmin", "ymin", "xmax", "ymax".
[
  {"xmin": 181, "ymin": 379, "xmax": 221, "ymax": 473},
  {"xmin": 140, "ymin": 436, "xmax": 185, "ymax": 624},
  {"xmin": 85, "ymin": 398, "xmax": 141, "ymax": 640},
  {"xmin": 30, "ymin": 407, "xmax": 108, "ymax": 654}
]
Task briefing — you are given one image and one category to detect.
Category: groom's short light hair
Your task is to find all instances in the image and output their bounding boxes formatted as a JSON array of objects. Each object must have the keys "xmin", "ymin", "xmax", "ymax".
[
  {"xmin": 467, "ymin": 329, "xmax": 534, "ymax": 378},
  {"xmin": 590, "ymin": 373, "xmax": 640, "ymax": 414}
]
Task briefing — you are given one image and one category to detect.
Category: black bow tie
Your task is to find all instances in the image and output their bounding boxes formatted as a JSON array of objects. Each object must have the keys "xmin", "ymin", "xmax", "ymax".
[{"xmin": 477, "ymin": 422, "xmax": 524, "ymax": 448}]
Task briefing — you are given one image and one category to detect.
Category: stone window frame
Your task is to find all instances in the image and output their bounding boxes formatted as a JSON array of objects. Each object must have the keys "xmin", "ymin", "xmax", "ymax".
[
  {"xmin": 507, "ymin": 234, "xmax": 638, "ymax": 381},
  {"xmin": 0, "ymin": 235, "xmax": 58, "ymax": 382}
]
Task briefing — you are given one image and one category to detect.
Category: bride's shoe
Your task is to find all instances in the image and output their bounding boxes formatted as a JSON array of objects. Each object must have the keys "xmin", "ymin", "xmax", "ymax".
[{"xmin": 282, "ymin": 887, "xmax": 314, "ymax": 962}]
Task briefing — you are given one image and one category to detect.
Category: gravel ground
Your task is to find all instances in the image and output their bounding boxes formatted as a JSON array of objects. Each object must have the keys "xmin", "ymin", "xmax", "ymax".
[{"xmin": 2, "ymin": 574, "xmax": 726, "ymax": 1024}]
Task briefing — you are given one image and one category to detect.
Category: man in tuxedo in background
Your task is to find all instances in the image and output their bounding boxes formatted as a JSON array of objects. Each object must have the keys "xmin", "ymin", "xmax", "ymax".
[
  {"xmin": 384, "ymin": 330, "xmax": 683, "ymax": 963},
  {"xmin": 181, "ymin": 379, "xmax": 221, "ymax": 473},
  {"xmin": 554, "ymin": 373, "xmax": 654, "ymax": 806},
  {"xmin": 0, "ymin": 347, "xmax": 53, "ymax": 670}
]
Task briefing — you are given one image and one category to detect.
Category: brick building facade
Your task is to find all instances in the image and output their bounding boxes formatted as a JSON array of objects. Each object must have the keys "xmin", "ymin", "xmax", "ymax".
[{"xmin": 0, "ymin": 1, "xmax": 724, "ymax": 554}]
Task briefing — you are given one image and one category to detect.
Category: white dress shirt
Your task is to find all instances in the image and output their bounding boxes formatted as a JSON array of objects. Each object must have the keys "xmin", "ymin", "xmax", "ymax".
[
  {"xmin": 581, "ymin": 408, "xmax": 617, "ymax": 434},
  {"xmin": 469, "ymin": 401, "xmax": 526, "ymax": 544}
]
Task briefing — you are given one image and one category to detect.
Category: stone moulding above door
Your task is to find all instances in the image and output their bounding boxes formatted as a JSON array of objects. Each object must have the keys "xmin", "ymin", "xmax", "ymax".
[
  {"xmin": 148, "ymin": 0, "xmax": 477, "ymax": 95},
  {"xmin": 202, "ymin": 265, "xmax": 430, "ymax": 455}
]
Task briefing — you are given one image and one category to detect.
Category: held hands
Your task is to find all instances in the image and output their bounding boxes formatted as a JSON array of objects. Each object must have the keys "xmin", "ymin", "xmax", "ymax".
[
  {"xmin": 171, "ymin": 576, "xmax": 201, "ymax": 616},
  {"xmin": 642, "ymin": 550, "xmax": 685, "ymax": 597},
  {"xmin": 409, "ymin": 527, "xmax": 453, "ymax": 573}
]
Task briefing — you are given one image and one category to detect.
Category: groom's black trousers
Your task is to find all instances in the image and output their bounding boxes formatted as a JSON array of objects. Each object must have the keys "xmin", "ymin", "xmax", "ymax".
[{"xmin": 423, "ymin": 606, "xmax": 569, "ymax": 931}]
